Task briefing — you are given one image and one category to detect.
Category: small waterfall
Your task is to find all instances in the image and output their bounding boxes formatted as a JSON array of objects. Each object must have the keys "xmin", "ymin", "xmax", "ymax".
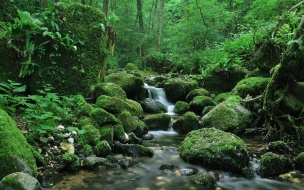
[{"xmin": 144, "ymin": 83, "xmax": 175, "ymax": 115}]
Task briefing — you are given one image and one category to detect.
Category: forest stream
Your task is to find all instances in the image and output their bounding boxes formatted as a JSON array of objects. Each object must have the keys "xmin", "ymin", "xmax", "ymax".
[{"xmin": 44, "ymin": 85, "xmax": 304, "ymax": 190}]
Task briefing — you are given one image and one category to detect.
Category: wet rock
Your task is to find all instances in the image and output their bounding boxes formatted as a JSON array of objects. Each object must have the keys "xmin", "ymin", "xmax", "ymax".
[
  {"xmin": 62, "ymin": 153, "xmax": 80, "ymax": 171},
  {"xmin": 189, "ymin": 96, "xmax": 217, "ymax": 115},
  {"xmin": 114, "ymin": 142, "xmax": 154, "ymax": 157},
  {"xmin": 159, "ymin": 163, "xmax": 176, "ymax": 170},
  {"xmin": 140, "ymin": 98, "xmax": 167, "ymax": 113},
  {"xmin": 173, "ymin": 101, "xmax": 190, "ymax": 114},
  {"xmin": 194, "ymin": 171, "xmax": 216, "ymax": 186},
  {"xmin": 267, "ymin": 141, "xmax": 291, "ymax": 154},
  {"xmin": 179, "ymin": 168, "xmax": 198, "ymax": 176},
  {"xmin": 84, "ymin": 156, "xmax": 116, "ymax": 170},
  {"xmin": 200, "ymin": 95, "xmax": 253, "ymax": 134},
  {"xmin": 143, "ymin": 133, "xmax": 154, "ymax": 140},
  {"xmin": 37, "ymin": 168, "xmax": 62, "ymax": 188},
  {"xmin": 0, "ymin": 172, "xmax": 43, "ymax": 190},
  {"xmin": 142, "ymin": 113, "xmax": 171, "ymax": 130},
  {"xmin": 185, "ymin": 88, "xmax": 210, "ymax": 102},
  {"xmin": 172, "ymin": 111, "xmax": 199, "ymax": 134},
  {"xmin": 161, "ymin": 146, "xmax": 178, "ymax": 153},
  {"xmin": 128, "ymin": 132, "xmax": 143, "ymax": 144},
  {"xmin": 179, "ymin": 128, "xmax": 249, "ymax": 173},
  {"xmin": 258, "ymin": 152, "xmax": 291, "ymax": 177},
  {"xmin": 110, "ymin": 154, "xmax": 138, "ymax": 169},
  {"xmin": 295, "ymin": 152, "xmax": 304, "ymax": 171},
  {"xmin": 164, "ymin": 79, "xmax": 188, "ymax": 103}
]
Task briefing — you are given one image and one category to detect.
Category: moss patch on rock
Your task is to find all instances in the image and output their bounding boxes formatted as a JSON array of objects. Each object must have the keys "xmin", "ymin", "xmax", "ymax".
[
  {"xmin": 90, "ymin": 108, "xmax": 119, "ymax": 126},
  {"xmin": 231, "ymin": 77, "xmax": 270, "ymax": 98},
  {"xmin": 94, "ymin": 82, "xmax": 127, "ymax": 100},
  {"xmin": 142, "ymin": 113, "xmax": 171, "ymax": 130},
  {"xmin": 0, "ymin": 109, "xmax": 38, "ymax": 179},
  {"xmin": 174, "ymin": 101, "xmax": 190, "ymax": 114},
  {"xmin": 179, "ymin": 128, "xmax": 249, "ymax": 173},
  {"xmin": 201, "ymin": 95, "xmax": 253, "ymax": 134},
  {"xmin": 258, "ymin": 152, "xmax": 291, "ymax": 177},
  {"xmin": 185, "ymin": 88, "xmax": 210, "ymax": 102},
  {"xmin": 164, "ymin": 79, "xmax": 188, "ymax": 102},
  {"xmin": 295, "ymin": 152, "xmax": 304, "ymax": 171},
  {"xmin": 172, "ymin": 112, "xmax": 200, "ymax": 134},
  {"xmin": 189, "ymin": 96, "xmax": 217, "ymax": 115}
]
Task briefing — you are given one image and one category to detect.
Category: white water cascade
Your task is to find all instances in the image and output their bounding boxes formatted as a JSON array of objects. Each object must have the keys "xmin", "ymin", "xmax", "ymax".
[{"xmin": 144, "ymin": 83, "xmax": 175, "ymax": 115}]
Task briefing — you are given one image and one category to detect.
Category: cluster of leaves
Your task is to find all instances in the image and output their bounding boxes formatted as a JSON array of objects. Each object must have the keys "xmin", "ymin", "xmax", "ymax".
[{"xmin": 0, "ymin": 80, "xmax": 84, "ymax": 134}]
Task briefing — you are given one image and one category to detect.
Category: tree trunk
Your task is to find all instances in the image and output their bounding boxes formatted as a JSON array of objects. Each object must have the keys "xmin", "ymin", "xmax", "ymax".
[
  {"xmin": 103, "ymin": 0, "xmax": 109, "ymax": 18},
  {"xmin": 137, "ymin": 0, "xmax": 145, "ymax": 60},
  {"xmin": 156, "ymin": 0, "xmax": 164, "ymax": 52}
]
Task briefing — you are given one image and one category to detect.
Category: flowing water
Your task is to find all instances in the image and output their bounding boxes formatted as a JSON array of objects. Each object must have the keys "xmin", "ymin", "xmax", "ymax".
[{"xmin": 45, "ymin": 85, "xmax": 304, "ymax": 190}]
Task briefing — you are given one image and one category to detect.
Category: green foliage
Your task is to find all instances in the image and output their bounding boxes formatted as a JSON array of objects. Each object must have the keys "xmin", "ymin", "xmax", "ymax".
[{"xmin": 0, "ymin": 80, "xmax": 26, "ymax": 113}]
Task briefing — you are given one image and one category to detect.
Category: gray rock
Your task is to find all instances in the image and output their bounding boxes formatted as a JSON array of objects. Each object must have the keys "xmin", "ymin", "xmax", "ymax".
[
  {"xmin": 140, "ymin": 98, "xmax": 167, "ymax": 113},
  {"xmin": 0, "ymin": 172, "xmax": 43, "ymax": 190}
]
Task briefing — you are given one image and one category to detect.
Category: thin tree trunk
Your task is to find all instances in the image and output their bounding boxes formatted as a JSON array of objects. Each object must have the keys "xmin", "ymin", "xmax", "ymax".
[
  {"xmin": 103, "ymin": 0, "xmax": 109, "ymax": 18},
  {"xmin": 156, "ymin": 0, "xmax": 164, "ymax": 52},
  {"xmin": 137, "ymin": 0, "xmax": 145, "ymax": 60}
]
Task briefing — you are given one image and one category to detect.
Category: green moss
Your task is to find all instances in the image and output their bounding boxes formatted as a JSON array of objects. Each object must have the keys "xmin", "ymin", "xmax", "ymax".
[
  {"xmin": 123, "ymin": 63, "xmax": 139, "ymax": 70},
  {"xmin": 185, "ymin": 88, "xmax": 210, "ymax": 102},
  {"xmin": 258, "ymin": 152, "xmax": 290, "ymax": 177},
  {"xmin": 0, "ymin": 109, "xmax": 37, "ymax": 179},
  {"xmin": 172, "ymin": 111, "xmax": 200, "ymax": 134},
  {"xmin": 124, "ymin": 99, "xmax": 144, "ymax": 116},
  {"xmin": 77, "ymin": 117, "xmax": 98, "ymax": 128},
  {"xmin": 94, "ymin": 82, "xmax": 127, "ymax": 100},
  {"xmin": 268, "ymin": 141, "xmax": 290, "ymax": 154},
  {"xmin": 90, "ymin": 108, "xmax": 119, "ymax": 126},
  {"xmin": 94, "ymin": 140, "xmax": 112, "ymax": 157},
  {"xmin": 295, "ymin": 152, "xmax": 304, "ymax": 171},
  {"xmin": 179, "ymin": 128, "xmax": 249, "ymax": 173},
  {"xmin": 189, "ymin": 96, "xmax": 217, "ymax": 115},
  {"xmin": 83, "ymin": 144, "xmax": 93, "ymax": 156},
  {"xmin": 77, "ymin": 125, "xmax": 100, "ymax": 146},
  {"xmin": 100, "ymin": 124, "xmax": 113, "ymax": 145},
  {"xmin": 213, "ymin": 92, "xmax": 231, "ymax": 103},
  {"xmin": 194, "ymin": 172, "xmax": 216, "ymax": 186},
  {"xmin": 174, "ymin": 101, "xmax": 190, "ymax": 114},
  {"xmin": 142, "ymin": 113, "xmax": 171, "ymax": 130},
  {"xmin": 133, "ymin": 120, "xmax": 148, "ymax": 137},
  {"xmin": 231, "ymin": 77, "xmax": 271, "ymax": 98},
  {"xmin": 63, "ymin": 153, "xmax": 78, "ymax": 164},
  {"xmin": 77, "ymin": 103, "xmax": 94, "ymax": 117},
  {"xmin": 164, "ymin": 79, "xmax": 188, "ymax": 102},
  {"xmin": 2, "ymin": 174, "xmax": 25, "ymax": 190},
  {"xmin": 96, "ymin": 95, "xmax": 125, "ymax": 114},
  {"xmin": 117, "ymin": 111, "xmax": 138, "ymax": 133},
  {"xmin": 113, "ymin": 124, "xmax": 127, "ymax": 142}
]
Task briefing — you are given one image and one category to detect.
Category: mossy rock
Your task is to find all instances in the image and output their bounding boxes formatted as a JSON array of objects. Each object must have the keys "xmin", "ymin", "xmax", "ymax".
[
  {"xmin": 172, "ymin": 112, "xmax": 199, "ymax": 134},
  {"xmin": 0, "ymin": 172, "xmax": 43, "ymax": 190},
  {"xmin": 133, "ymin": 120, "xmax": 148, "ymax": 138},
  {"xmin": 62, "ymin": 153, "xmax": 80, "ymax": 171},
  {"xmin": 77, "ymin": 125, "xmax": 100, "ymax": 146},
  {"xmin": 117, "ymin": 111, "xmax": 139, "ymax": 133},
  {"xmin": 189, "ymin": 96, "xmax": 217, "ymax": 115},
  {"xmin": 164, "ymin": 79, "xmax": 188, "ymax": 102},
  {"xmin": 94, "ymin": 82, "xmax": 127, "ymax": 100},
  {"xmin": 105, "ymin": 72, "xmax": 144, "ymax": 99},
  {"xmin": 96, "ymin": 95, "xmax": 126, "ymax": 114},
  {"xmin": 213, "ymin": 92, "xmax": 231, "ymax": 103},
  {"xmin": 29, "ymin": 4, "xmax": 107, "ymax": 97},
  {"xmin": 245, "ymin": 68, "xmax": 271, "ymax": 78},
  {"xmin": 200, "ymin": 95, "xmax": 253, "ymax": 134},
  {"xmin": 295, "ymin": 152, "xmax": 304, "ymax": 171},
  {"xmin": 194, "ymin": 171, "xmax": 216, "ymax": 186},
  {"xmin": 185, "ymin": 88, "xmax": 210, "ymax": 102},
  {"xmin": 0, "ymin": 109, "xmax": 38, "ymax": 179},
  {"xmin": 124, "ymin": 99, "xmax": 144, "ymax": 116},
  {"xmin": 140, "ymin": 98, "xmax": 167, "ymax": 113},
  {"xmin": 257, "ymin": 152, "xmax": 291, "ymax": 177},
  {"xmin": 77, "ymin": 103, "xmax": 94, "ymax": 117},
  {"xmin": 142, "ymin": 113, "xmax": 172, "ymax": 130},
  {"xmin": 114, "ymin": 142, "xmax": 154, "ymax": 157},
  {"xmin": 201, "ymin": 64, "xmax": 248, "ymax": 94},
  {"xmin": 113, "ymin": 124, "xmax": 127, "ymax": 143},
  {"xmin": 179, "ymin": 128, "xmax": 249, "ymax": 173},
  {"xmin": 100, "ymin": 124, "xmax": 114, "ymax": 145},
  {"xmin": 123, "ymin": 63, "xmax": 139, "ymax": 71},
  {"xmin": 77, "ymin": 117, "xmax": 98, "ymax": 128},
  {"xmin": 174, "ymin": 101, "xmax": 190, "ymax": 114},
  {"xmin": 95, "ymin": 140, "xmax": 112, "ymax": 157},
  {"xmin": 267, "ymin": 141, "xmax": 291, "ymax": 154},
  {"xmin": 231, "ymin": 77, "xmax": 270, "ymax": 98},
  {"xmin": 90, "ymin": 108, "xmax": 119, "ymax": 126}
]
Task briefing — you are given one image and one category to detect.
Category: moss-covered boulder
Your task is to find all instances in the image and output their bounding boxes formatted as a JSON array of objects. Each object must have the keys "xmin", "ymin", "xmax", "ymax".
[
  {"xmin": 231, "ymin": 77, "xmax": 270, "ymax": 98},
  {"xmin": 95, "ymin": 140, "xmax": 112, "ymax": 157},
  {"xmin": 257, "ymin": 152, "xmax": 291, "ymax": 177},
  {"xmin": 94, "ymin": 82, "xmax": 127, "ymax": 100},
  {"xmin": 173, "ymin": 101, "xmax": 190, "ymax": 115},
  {"xmin": 133, "ymin": 120, "xmax": 148, "ymax": 138},
  {"xmin": 295, "ymin": 152, "xmax": 304, "ymax": 171},
  {"xmin": 124, "ymin": 99, "xmax": 144, "ymax": 116},
  {"xmin": 0, "ymin": 109, "xmax": 38, "ymax": 179},
  {"xmin": 200, "ymin": 95, "xmax": 253, "ymax": 134},
  {"xmin": 123, "ymin": 63, "xmax": 139, "ymax": 71},
  {"xmin": 189, "ymin": 96, "xmax": 217, "ymax": 115},
  {"xmin": 113, "ymin": 124, "xmax": 128, "ymax": 143},
  {"xmin": 267, "ymin": 141, "xmax": 291, "ymax": 154},
  {"xmin": 201, "ymin": 64, "xmax": 248, "ymax": 94},
  {"xmin": 172, "ymin": 112, "xmax": 199, "ymax": 134},
  {"xmin": 213, "ymin": 92, "xmax": 231, "ymax": 103},
  {"xmin": 185, "ymin": 88, "xmax": 210, "ymax": 102},
  {"xmin": 194, "ymin": 171, "xmax": 216, "ymax": 186},
  {"xmin": 114, "ymin": 142, "xmax": 154, "ymax": 157},
  {"xmin": 117, "ymin": 111, "xmax": 146, "ymax": 135},
  {"xmin": 179, "ymin": 128, "xmax": 249, "ymax": 173},
  {"xmin": 164, "ymin": 79, "xmax": 188, "ymax": 102},
  {"xmin": 96, "ymin": 95, "xmax": 125, "ymax": 114},
  {"xmin": 100, "ymin": 124, "xmax": 114, "ymax": 145},
  {"xmin": 29, "ymin": 4, "xmax": 108, "ymax": 97},
  {"xmin": 90, "ymin": 108, "xmax": 119, "ymax": 126},
  {"xmin": 0, "ymin": 172, "xmax": 43, "ymax": 190},
  {"xmin": 105, "ymin": 72, "xmax": 144, "ymax": 99},
  {"xmin": 62, "ymin": 153, "xmax": 80, "ymax": 172},
  {"xmin": 142, "ymin": 113, "xmax": 172, "ymax": 130},
  {"xmin": 77, "ymin": 125, "xmax": 100, "ymax": 146},
  {"xmin": 140, "ymin": 98, "xmax": 167, "ymax": 113}
]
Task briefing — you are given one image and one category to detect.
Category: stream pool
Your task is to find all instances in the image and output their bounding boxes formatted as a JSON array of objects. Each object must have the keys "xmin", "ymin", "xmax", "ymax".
[{"xmin": 45, "ymin": 130, "xmax": 304, "ymax": 190}]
